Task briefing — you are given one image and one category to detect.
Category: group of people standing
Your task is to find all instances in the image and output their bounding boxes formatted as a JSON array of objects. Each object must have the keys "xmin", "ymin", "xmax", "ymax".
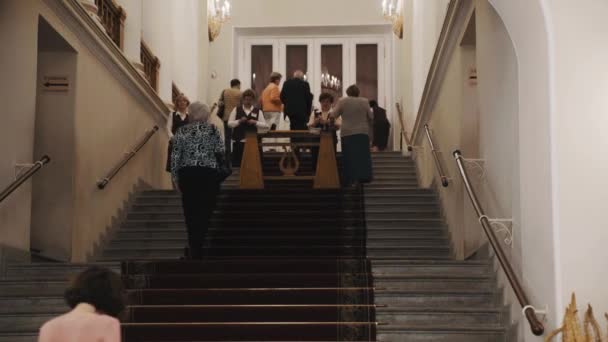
[{"xmin": 164, "ymin": 70, "xmax": 391, "ymax": 259}]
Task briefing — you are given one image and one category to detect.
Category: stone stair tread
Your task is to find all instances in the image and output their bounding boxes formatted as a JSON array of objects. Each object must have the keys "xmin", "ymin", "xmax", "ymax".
[
  {"xmin": 376, "ymin": 288, "xmax": 497, "ymax": 295},
  {"xmin": 377, "ymin": 307, "xmax": 503, "ymax": 314},
  {"xmin": 378, "ymin": 324, "xmax": 505, "ymax": 332},
  {"xmin": 371, "ymin": 259, "xmax": 490, "ymax": 265},
  {"xmin": 373, "ymin": 274, "xmax": 492, "ymax": 280}
]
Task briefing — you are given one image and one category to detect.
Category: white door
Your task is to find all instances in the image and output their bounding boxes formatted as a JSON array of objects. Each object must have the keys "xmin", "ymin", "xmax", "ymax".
[
  {"xmin": 279, "ymin": 39, "xmax": 314, "ymax": 87},
  {"xmin": 242, "ymin": 38, "xmax": 279, "ymax": 94}
]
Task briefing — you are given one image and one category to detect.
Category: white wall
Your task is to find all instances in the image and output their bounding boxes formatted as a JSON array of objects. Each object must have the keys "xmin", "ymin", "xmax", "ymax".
[
  {"xmin": 142, "ymin": 0, "xmax": 173, "ymax": 102},
  {"xmin": 116, "ymin": 0, "xmax": 142, "ymax": 63},
  {"xmin": 171, "ymin": 0, "xmax": 202, "ymax": 101},
  {"xmin": 0, "ymin": 0, "xmax": 40, "ymax": 253},
  {"xmin": 545, "ymin": 0, "xmax": 608, "ymax": 324},
  {"xmin": 207, "ymin": 0, "xmax": 386, "ymax": 101},
  {"xmin": 475, "ymin": 2, "xmax": 524, "ymax": 338},
  {"xmin": 31, "ymin": 49, "xmax": 77, "ymax": 261},
  {"xmin": 410, "ymin": 0, "xmax": 450, "ymax": 119}
]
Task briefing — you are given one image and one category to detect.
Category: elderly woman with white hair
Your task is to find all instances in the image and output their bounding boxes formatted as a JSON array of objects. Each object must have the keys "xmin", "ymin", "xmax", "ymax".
[{"xmin": 170, "ymin": 101, "xmax": 225, "ymax": 259}]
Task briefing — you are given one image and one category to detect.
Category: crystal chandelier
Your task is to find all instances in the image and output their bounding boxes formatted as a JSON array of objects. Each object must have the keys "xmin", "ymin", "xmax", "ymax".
[
  {"xmin": 382, "ymin": 0, "xmax": 403, "ymax": 39},
  {"xmin": 208, "ymin": 0, "xmax": 231, "ymax": 42},
  {"xmin": 321, "ymin": 72, "xmax": 341, "ymax": 92}
]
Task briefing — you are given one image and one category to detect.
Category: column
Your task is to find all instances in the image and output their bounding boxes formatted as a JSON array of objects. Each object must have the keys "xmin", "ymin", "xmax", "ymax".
[
  {"xmin": 142, "ymin": 0, "xmax": 173, "ymax": 103},
  {"xmin": 79, "ymin": 0, "xmax": 104, "ymax": 30},
  {"xmin": 116, "ymin": 0, "xmax": 144, "ymax": 76}
]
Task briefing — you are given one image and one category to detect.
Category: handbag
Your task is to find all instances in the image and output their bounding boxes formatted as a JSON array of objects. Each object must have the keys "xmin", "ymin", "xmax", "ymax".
[
  {"xmin": 217, "ymin": 90, "xmax": 226, "ymax": 120},
  {"xmin": 215, "ymin": 152, "xmax": 232, "ymax": 182}
]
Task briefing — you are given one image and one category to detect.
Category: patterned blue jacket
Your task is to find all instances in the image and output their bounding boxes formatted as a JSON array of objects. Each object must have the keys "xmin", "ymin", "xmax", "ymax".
[{"xmin": 170, "ymin": 122, "xmax": 225, "ymax": 184}]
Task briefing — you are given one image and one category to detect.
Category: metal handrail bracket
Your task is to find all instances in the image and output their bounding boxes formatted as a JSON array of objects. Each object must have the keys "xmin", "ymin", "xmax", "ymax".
[
  {"xmin": 97, "ymin": 126, "xmax": 159, "ymax": 190},
  {"xmin": 453, "ymin": 149, "xmax": 544, "ymax": 336},
  {"xmin": 0, "ymin": 156, "xmax": 51, "ymax": 203},
  {"xmin": 424, "ymin": 124, "xmax": 449, "ymax": 187}
]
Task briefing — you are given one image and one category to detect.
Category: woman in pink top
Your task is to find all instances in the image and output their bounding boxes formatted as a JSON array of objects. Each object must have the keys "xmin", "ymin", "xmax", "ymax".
[{"xmin": 38, "ymin": 266, "xmax": 125, "ymax": 342}]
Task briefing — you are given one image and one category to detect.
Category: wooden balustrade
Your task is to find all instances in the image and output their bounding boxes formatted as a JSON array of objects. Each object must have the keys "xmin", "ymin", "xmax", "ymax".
[
  {"xmin": 239, "ymin": 131, "xmax": 340, "ymax": 190},
  {"xmin": 94, "ymin": 0, "xmax": 126, "ymax": 49},
  {"xmin": 141, "ymin": 41, "xmax": 160, "ymax": 92}
]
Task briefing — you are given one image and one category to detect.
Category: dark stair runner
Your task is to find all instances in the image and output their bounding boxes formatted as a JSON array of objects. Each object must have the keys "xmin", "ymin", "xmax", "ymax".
[{"xmin": 120, "ymin": 181, "xmax": 378, "ymax": 341}]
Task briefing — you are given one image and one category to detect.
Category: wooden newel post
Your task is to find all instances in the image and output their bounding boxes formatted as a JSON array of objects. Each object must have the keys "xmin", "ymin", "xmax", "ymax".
[
  {"xmin": 313, "ymin": 131, "xmax": 340, "ymax": 189},
  {"xmin": 239, "ymin": 131, "xmax": 264, "ymax": 189}
]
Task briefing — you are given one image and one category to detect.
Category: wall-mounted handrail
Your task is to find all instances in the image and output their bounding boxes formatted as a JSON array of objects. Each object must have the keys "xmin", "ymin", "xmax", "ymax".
[
  {"xmin": 97, "ymin": 126, "xmax": 159, "ymax": 189},
  {"xmin": 453, "ymin": 150, "xmax": 544, "ymax": 336},
  {"xmin": 424, "ymin": 124, "xmax": 449, "ymax": 187},
  {"xmin": 0, "ymin": 156, "xmax": 51, "ymax": 203},
  {"xmin": 395, "ymin": 103, "xmax": 413, "ymax": 151}
]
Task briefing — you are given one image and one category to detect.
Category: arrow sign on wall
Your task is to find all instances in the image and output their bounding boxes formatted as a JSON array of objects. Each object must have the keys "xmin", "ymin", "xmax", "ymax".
[{"xmin": 42, "ymin": 76, "xmax": 69, "ymax": 92}]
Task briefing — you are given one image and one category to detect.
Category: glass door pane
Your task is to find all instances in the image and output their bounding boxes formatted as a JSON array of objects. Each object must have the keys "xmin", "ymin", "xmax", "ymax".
[
  {"xmin": 251, "ymin": 45, "xmax": 273, "ymax": 94},
  {"xmin": 286, "ymin": 45, "xmax": 308, "ymax": 79},
  {"xmin": 321, "ymin": 45, "xmax": 343, "ymax": 99},
  {"xmin": 356, "ymin": 44, "xmax": 378, "ymax": 101}
]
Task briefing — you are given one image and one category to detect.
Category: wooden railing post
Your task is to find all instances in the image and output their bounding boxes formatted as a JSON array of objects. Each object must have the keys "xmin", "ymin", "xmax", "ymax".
[
  {"xmin": 313, "ymin": 132, "xmax": 340, "ymax": 189},
  {"xmin": 239, "ymin": 131, "xmax": 264, "ymax": 189},
  {"xmin": 140, "ymin": 41, "xmax": 160, "ymax": 92},
  {"xmin": 93, "ymin": 0, "xmax": 126, "ymax": 50}
]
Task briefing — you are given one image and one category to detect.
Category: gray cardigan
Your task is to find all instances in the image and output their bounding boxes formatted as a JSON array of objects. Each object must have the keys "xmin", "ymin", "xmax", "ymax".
[{"xmin": 332, "ymin": 96, "xmax": 373, "ymax": 137}]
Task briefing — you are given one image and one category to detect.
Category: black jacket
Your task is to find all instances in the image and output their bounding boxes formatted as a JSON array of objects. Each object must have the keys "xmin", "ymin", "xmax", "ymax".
[
  {"xmin": 372, "ymin": 106, "xmax": 391, "ymax": 149},
  {"xmin": 280, "ymin": 78, "xmax": 313, "ymax": 122}
]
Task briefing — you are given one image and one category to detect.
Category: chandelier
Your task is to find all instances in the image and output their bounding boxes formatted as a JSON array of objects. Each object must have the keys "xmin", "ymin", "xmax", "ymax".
[
  {"xmin": 382, "ymin": 0, "xmax": 403, "ymax": 39},
  {"xmin": 321, "ymin": 72, "xmax": 341, "ymax": 92},
  {"xmin": 208, "ymin": 0, "xmax": 231, "ymax": 42}
]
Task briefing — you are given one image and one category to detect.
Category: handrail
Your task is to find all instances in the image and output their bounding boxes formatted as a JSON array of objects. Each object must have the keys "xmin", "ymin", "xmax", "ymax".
[
  {"xmin": 453, "ymin": 150, "xmax": 544, "ymax": 336},
  {"xmin": 424, "ymin": 124, "xmax": 449, "ymax": 187},
  {"xmin": 0, "ymin": 156, "xmax": 51, "ymax": 203},
  {"xmin": 97, "ymin": 126, "xmax": 159, "ymax": 189},
  {"xmin": 395, "ymin": 103, "xmax": 412, "ymax": 151}
]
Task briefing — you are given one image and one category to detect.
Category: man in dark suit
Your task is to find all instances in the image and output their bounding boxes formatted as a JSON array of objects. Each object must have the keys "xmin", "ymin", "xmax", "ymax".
[
  {"xmin": 370, "ymin": 100, "xmax": 391, "ymax": 151},
  {"xmin": 280, "ymin": 70, "xmax": 313, "ymax": 132}
]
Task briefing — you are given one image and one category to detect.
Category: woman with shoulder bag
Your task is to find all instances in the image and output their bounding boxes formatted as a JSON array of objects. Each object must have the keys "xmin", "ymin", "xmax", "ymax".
[{"xmin": 170, "ymin": 102, "xmax": 226, "ymax": 260}]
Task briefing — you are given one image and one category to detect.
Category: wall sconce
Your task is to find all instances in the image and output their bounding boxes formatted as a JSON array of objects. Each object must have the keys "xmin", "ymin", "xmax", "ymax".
[
  {"xmin": 208, "ymin": 0, "xmax": 231, "ymax": 42},
  {"xmin": 382, "ymin": 0, "xmax": 404, "ymax": 39}
]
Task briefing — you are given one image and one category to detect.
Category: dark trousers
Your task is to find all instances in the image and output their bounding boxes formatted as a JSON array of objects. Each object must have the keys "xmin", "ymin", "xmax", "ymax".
[
  {"xmin": 178, "ymin": 167, "xmax": 220, "ymax": 259},
  {"xmin": 223, "ymin": 121, "xmax": 232, "ymax": 167},
  {"xmin": 289, "ymin": 117, "xmax": 308, "ymax": 155},
  {"xmin": 232, "ymin": 141, "xmax": 244, "ymax": 167}
]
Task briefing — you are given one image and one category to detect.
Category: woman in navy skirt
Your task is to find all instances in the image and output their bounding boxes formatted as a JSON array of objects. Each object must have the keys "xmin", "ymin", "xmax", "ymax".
[{"xmin": 331, "ymin": 85, "xmax": 373, "ymax": 187}]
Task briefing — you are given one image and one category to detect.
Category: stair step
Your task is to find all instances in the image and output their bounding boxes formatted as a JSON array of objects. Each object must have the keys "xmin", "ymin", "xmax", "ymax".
[
  {"xmin": 4, "ymin": 262, "xmax": 119, "ymax": 278},
  {"xmin": 0, "ymin": 314, "xmax": 54, "ymax": 333},
  {"xmin": 123, "ymin": 305, "xmax": 375, "ymax": 323},
  {"xmin": 375, "ymin": 289, "xmax": 499, "ymax": 308},
  {"xmin": 126, "ymin": 288, "xmax": 375, "ymax": 306},
  {"xmin": 0, "ymin": 281, "xmax": 66, "ymax": 296},
  {"xmin": 377, "ymin": 325, "xmax": 505, "ymax": 342},
  {"xmin": 107, "ymin": 238, "xmax": 448, "ymax": 249},
  {"xmin": 0, "ymin": 333, "xmax": 37, "ymax": 342},
  {"xmin": 376, "ymin": 307, "xmax": 504, "ymax": 326},
  {"xmin": 121, "ymin": 322, "xmax": 377, "ymax": 341},
  {"xmin": 0, "ymin": 297, "xmax": 66, "ymax": 314},
  {"xmin": 373, "ymin": 276, "xmax": 494, "ymax": 291},
  {"xmin": 371, "ymin": 260, "xmax": 491, "ymax": 275},
  {"xmin": 113, "ymin": 229, "xmax": 447, "ymax": 241}
]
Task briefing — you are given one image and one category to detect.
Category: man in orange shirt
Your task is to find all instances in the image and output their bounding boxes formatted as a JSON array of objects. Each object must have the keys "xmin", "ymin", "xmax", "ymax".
[{"xmin": 261, "ymin": 72, "xmax": 283, "ymax": 151}]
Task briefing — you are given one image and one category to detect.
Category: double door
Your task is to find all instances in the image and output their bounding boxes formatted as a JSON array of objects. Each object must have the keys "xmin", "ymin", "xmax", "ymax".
[{"xmin": 241, "ymin": 37, "xmax": 387, "ymax": 108}]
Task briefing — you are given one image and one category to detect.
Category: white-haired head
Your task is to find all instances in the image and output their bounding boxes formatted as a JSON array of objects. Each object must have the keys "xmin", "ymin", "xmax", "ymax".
[{"xmin": 187, "ymin": 101, "xmax": 210, "ymax": 122}]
